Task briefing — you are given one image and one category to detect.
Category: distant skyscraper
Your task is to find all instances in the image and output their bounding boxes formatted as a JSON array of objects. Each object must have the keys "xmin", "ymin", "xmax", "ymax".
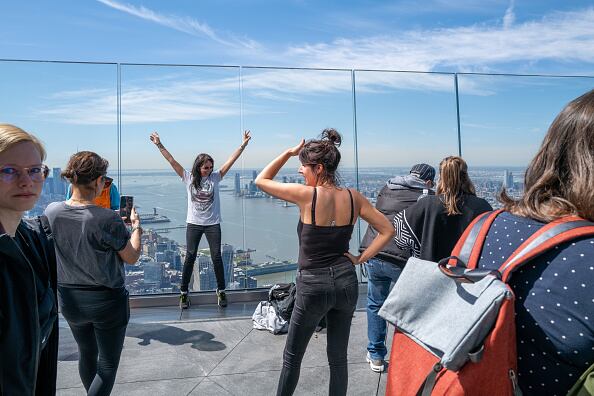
[
  {"xmin": 282, "ymin": 176, "xmax": 288, "ymax": 183},
  {"xmin": 249, "ymin": 181, "xmax": 257, "ymax": 194},
  {"xmin": 222, "ymin": 244, "xmax": 234, "ymax": 287},
  {"xmin": 197, "ymin": 254, "xmax": 216, "ymax": 291},
  {"xmin": 144, "ymin": 260, "xmax": 164, "ymax": 288},
  {"xmin": 503, "ymin": 170, "xmax": 514, "ymax": 189},
  {"xmin": 234, "ymin": 172, "xmax": 241, "ymax": 195},
  {"xmin": 52, "ymin": 167, "xmax": 65, "ymax": 195},
  {"xmin": 252, "ymin": 170, "xmax": 258, "ymax": 181}
]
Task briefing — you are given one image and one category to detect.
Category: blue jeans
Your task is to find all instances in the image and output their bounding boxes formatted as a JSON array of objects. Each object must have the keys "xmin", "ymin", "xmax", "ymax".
[{"xmin": 366, "ymin": 257, "xmax": 403, "ymax": 360}]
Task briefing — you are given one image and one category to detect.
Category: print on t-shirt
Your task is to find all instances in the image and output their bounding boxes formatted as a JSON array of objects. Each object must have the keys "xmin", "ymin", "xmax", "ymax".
[{"xmin": 191, "ymin": 178, "xmax": 215, "ymax": 212}]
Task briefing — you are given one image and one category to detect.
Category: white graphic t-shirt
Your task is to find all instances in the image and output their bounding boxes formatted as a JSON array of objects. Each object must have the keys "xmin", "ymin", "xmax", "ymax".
[{"xmin": 182, "ymin": 169, "xmax": 222, "ymax": 225}]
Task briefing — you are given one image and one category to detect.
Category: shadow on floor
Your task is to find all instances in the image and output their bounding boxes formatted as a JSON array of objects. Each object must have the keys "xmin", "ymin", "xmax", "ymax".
[
  {"xmin": 126, "ymin": 322, "xmax": 226, "ymax": 351},
  {"xmin": 58, "ymin": 322, "xmax": 226, "ymax": 362}
]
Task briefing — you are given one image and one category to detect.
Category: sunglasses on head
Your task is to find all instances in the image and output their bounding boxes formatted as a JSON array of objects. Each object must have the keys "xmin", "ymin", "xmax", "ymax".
[{"xmin": 102, "ymin": 176, "xmax": 113, "ymax": 189}]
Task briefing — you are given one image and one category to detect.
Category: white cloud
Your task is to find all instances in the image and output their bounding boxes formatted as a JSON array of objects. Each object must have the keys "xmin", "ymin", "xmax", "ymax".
[
  {"xmin": 96, "ymin": 0, "xmax": 260, "ymax": 50},
  {"xmin": 34, "ymin": 6, "xmax": 594, "ymax": 125},
  {"xmin": 503, "ymin": 0, "xmax": 515, "ymax": 30},
  {"xmin": 282, "ymin": 7, "xmax": 594, "ymax": 71}
]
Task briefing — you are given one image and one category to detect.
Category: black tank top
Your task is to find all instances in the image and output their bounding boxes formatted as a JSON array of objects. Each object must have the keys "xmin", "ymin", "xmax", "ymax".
[{"xmin": 297, "ymin": 187, "xmax": 355, "ymax": 270}]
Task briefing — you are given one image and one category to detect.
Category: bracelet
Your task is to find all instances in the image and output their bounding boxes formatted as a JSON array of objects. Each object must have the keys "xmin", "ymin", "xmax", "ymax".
[
  {"xmin": 156, "ymin": 143, "xmax": 165, "ymax": 150},
  {"xmin": 131, "ymin": 225, "xmax": 143, "ymax": 234}
]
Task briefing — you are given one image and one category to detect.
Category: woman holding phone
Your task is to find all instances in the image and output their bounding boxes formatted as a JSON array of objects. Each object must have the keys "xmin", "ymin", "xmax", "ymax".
[
  {"xmin": 150, "ymin": 130, "xmax": 251, "ymax": 308},
  {"xmin": 255, "ymin": 128, "xmax": 394, "ymax": 396},
  {"xmin": 44, "ymin": 151, "xmax": 142, "ymax": 396},
  {"xmin": 0, "ymin": 124, "xmax": 58, "ymax": 395}
]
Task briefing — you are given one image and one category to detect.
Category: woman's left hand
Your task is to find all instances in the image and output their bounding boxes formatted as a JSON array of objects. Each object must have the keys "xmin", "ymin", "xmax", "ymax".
[
  {"xmin": 287, "ymin": 139, "xmax": 305, "ymax": 156},
  {"xmin": 344, "ymin": 252, "xmax": 362, "ymax": 265},
  {"xmin": 242, "ymin": 130, "xmax": 251, "ymax": 147}
]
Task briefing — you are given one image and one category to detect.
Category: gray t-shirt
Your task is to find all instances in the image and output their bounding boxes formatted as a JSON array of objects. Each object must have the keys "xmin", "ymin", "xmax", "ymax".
[
  {"xmin": 183, "ymin": 169, "xmax": 222, "ymax": 225},
  {"xmin": 44, "ymin": 202, "xmax": 130, "ymax": 289}
]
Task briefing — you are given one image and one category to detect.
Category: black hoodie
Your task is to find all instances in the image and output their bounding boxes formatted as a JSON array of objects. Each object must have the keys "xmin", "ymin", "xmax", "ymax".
[{"xmin": 359, "ymin": 175, "xmax": 433, "ymax": 266}]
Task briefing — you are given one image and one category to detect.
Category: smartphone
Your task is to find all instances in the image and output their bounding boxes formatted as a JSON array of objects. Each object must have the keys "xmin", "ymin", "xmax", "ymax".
[{"xmin": 119, "ymin": 195, "xmax": 134, "ymax": 223}]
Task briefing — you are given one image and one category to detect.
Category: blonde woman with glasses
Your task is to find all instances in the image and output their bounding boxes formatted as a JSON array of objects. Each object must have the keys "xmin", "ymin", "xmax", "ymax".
[{"xmin": 0, "ymin": 124, "xmax": 58, "ymax": 395}]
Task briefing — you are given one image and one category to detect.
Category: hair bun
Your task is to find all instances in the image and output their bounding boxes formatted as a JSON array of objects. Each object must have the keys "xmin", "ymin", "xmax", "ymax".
[{"xmin": 321, "ymin": 128, "xmax": 342, "ymax": 147}]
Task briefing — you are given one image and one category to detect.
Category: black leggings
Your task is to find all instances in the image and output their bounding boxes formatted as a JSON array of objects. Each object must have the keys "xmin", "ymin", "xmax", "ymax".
[
  {"xmin": 276, "ymin": 262, "xmax": 359, "ymax": 396},
  {"xmin": 181, "ymin": 223, "xmax": 225, "ymax": 291},
  {"xmin": 58, "ymin": 287, "xmax": 129, "ymax": 396}
]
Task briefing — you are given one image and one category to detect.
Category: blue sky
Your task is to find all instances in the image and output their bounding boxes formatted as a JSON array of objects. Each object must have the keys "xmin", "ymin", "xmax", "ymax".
[{"xmin": 1, "ymin": 1, "xmax": 594, "ymax": 170}]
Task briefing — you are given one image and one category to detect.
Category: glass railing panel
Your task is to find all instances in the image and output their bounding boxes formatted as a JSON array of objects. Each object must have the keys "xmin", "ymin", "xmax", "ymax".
[
  {"xmin": 457, "ymin": 74, "xmax": 594, "ymax": 209},
  {"xmin": 0, "ymin": 60, "xmax": 119, "ymax": 217},
  {"xmin": 119, "ymin": 64, "xmax": 242, "ymax": 294},
  {"xmin": 241, "ymin": 67, "xmax": 355, "ymax": 287},
  {"xmin": 353, "ymin": 71, "xmax": 459, "ymax": 279}
]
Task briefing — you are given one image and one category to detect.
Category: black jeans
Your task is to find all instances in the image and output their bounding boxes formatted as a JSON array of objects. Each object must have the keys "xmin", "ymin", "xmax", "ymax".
[
  {"xmin": 276, "ymin": 261, "xmax": 359, "ymax": 396},
  {"xmin": 58, "ymin": 286, "xmax": 129, "ymax": 396},
  {"xmin": 181, "ymin": 223, "xmax": 225, "ymax": 292}
]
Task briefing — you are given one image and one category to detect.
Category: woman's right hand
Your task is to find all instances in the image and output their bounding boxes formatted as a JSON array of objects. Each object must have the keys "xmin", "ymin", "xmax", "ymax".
[
  {"xmin": 130, "ymin": 207, "xmax": 140, "ymax": 227},
  {"xmin": 287, "ymin": 139, "xmax": 305, "ymax": 156},
  {"xmin": 149, "ymin": 131, "xmax": 161, "ymax": 146}
]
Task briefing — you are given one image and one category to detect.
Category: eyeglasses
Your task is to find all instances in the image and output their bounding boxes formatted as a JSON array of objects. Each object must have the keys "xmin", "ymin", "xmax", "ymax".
[
  {"xmin": 0, "ymin": 164, "xmax": 49, "ymax": 183},
  {"xmin": 102, "ymin": 176, "xmax": 113, "ymax": 189}
]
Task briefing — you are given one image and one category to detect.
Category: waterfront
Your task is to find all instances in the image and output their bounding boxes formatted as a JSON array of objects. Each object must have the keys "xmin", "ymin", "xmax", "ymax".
[{"xmin": 30, "ymin": 166, "xmax": 525, "ymax": 294}]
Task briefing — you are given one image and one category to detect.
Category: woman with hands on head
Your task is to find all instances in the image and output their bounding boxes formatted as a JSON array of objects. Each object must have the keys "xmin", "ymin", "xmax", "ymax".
[
  {"xmin": 150, "ymin": 130, "xmax": 251, "ymax": 309},
  {"xmin": 255, "ymin": 128, "xmax": 394, "ymax": 396}
]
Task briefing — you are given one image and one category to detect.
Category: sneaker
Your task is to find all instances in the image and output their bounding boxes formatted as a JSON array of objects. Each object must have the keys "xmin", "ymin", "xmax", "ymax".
[
  {"xmin": 366, "ymin": 352, "xmax": 385, "ymax": 373},
  {"xmin": 179, "ymin": 292, "xmax": 190, "ymax": 309},
  {"xmin": 216, "ymin": 289, "xmax": 228, "ymax": 308}
]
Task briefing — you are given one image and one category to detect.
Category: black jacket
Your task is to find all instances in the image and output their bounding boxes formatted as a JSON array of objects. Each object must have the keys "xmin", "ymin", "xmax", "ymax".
[
  {"xmin": 0, "ymin": 217, "xmax": 58, "ymax": 396},
  {"xmin": 359, "ymin": 175, "xmax": 433, "ymax": 266},
  {"xmin": 394, "ymin": 194, "xmax": 492, "ymax": 262}
]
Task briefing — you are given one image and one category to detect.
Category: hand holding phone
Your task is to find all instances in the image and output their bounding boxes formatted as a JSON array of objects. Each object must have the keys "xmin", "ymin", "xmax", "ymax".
[{"xmin": 119, "ymin": 195, "xmax": 134, "ymax": 224}]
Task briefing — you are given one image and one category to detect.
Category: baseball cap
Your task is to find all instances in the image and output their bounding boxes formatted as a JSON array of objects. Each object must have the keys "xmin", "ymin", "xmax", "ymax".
[{"xmin": 410, "ymin": 163, "xmax": 436, "ymax": 182}]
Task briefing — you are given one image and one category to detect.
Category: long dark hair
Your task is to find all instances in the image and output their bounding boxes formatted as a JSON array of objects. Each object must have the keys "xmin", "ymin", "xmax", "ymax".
[
  {"xmin": 436, "ymin": 156, "xmax": 476, "ymax": 216},
  {"xmin": 499, "ymin": 89, "xmax": 594, "ymax": 222},
  {"xmin": 191, "ymin": 153, "xmax": 214, "ymax": 191},
  {"xmin": 299, "ymin": 128, "xmax": 342, "ymax": 186}
]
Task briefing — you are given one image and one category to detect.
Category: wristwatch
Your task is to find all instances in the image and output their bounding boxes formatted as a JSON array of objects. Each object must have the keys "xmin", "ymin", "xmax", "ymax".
[{"xmin": 131, "ymin": 225, "xmax": 143, "ymax": 234}]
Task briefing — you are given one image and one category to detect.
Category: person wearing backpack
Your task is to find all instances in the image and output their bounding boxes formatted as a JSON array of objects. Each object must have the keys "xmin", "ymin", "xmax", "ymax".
[
  {"xmin": 255, "ymin": 129, "xmax": 394, "ymax": 396},
  {"xmin": 381, "ymin": 90, "xmax": 594, "ymax": 396},
  {"xmin": 472, "ymin": 90, "xmax": 594, "ymax": 395},
  {"xmin": 359, "ymin": 163, "xmax": 435, "ymax": 373},
  {"xmin": 393, "ymin": 156, "xmax": 492, "ymax": 261}
]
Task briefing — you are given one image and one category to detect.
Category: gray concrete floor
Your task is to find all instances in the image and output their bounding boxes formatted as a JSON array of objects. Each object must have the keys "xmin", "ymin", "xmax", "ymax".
[{"xmin": 56, "ymin": 292, "xmax": 394, "ymax": 395}]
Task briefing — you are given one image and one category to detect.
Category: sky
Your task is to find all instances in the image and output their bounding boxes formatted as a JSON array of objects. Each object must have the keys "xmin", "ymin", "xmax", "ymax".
[{"xmin": 1, "ymin": 0, "xmax": 593, "ymax": 170}]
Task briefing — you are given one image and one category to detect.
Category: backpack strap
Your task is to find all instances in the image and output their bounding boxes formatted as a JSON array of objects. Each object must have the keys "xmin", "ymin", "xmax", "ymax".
[
  {"xmin": 449, "ymin": 209, "xmax": 503, "ymax": 268},
  {"xmin": 498, "ymin": 216, "xmax": 594, "ymax": 282}
]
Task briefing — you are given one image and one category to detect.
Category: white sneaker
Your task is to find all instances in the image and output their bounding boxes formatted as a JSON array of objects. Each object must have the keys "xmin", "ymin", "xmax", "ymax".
[{"xmin": 366, "ymin": 352, "xmax": 385, "ymax": 373}]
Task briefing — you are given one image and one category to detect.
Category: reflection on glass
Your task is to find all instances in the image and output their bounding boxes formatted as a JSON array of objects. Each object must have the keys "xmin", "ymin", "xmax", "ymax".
[
  {"xmin": 4, "ymin": 59, "xmax": 590, "ymax": 296},
  {"xmin": 0, "ymin": 60, "xmax": 118, "ymax": 217},
  {"xmin": 458, "ymin": 74, "xmax": 594, "ymax": 208}
]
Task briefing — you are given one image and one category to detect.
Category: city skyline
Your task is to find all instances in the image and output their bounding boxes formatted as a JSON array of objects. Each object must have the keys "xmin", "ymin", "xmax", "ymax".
[{"xmin": 32, "ymin": 165, "xmax": 524, "ymax": 295}]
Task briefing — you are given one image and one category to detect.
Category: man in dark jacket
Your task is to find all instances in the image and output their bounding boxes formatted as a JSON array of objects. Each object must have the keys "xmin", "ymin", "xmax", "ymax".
[{"xmin": 359, "ymin": 163, "xmax": 435, "ymax": 372}]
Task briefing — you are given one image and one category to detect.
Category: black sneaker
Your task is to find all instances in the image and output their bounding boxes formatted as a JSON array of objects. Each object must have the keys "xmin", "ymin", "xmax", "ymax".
[
  {"xmin": 216, "ymin": 289, "xmax": 228, "ymax": 308},
  {"xmin": 179, "ymin": 292, "xmax": 190, "ymax": 309}
]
